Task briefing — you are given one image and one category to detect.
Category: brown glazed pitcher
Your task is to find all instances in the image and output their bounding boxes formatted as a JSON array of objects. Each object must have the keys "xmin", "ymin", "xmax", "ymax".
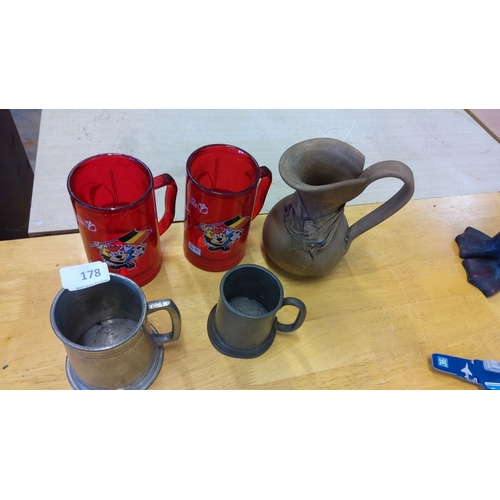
[{"xmin": 262, "ymin": 138, "xmax": 415, "ymax": 277}]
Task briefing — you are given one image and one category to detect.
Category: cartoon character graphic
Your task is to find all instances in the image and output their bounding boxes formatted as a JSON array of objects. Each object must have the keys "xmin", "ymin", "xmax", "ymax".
[
  {"xmin": 196, "ymin": 214, "xmax": 249, "ymax": 253},
  {"xmin": 91, "ymin": 228, "xmax": 152, "ymax": 270}
]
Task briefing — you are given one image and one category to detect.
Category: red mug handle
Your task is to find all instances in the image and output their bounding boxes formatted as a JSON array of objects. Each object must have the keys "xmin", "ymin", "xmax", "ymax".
[
  {"xmin": 154, "ymin": 174, "xmax": 178, "ymax": 235},
  {"xmin": 251, "ymin": 166, "xmax": 272, "ymax": 220}
]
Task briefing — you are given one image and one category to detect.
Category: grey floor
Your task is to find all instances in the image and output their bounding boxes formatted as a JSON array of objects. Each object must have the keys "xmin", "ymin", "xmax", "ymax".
[{"xmin": 10, "ymin": 109, "xmax": 41, "ymax": 171}]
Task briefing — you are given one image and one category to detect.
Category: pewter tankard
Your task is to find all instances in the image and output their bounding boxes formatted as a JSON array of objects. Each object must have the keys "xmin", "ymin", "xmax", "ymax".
[
  {"xmin": 207, "ymin": 264, "xmax": 306, "ymax": 358},
  {"xmin": 50, "ymin": 274, "xmax": 181, "ymax": 390}
]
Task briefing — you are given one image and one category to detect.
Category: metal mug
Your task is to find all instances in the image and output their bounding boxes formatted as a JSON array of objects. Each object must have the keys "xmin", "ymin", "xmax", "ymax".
[
  {"xmin": 50, "ymin": 274, "xmax": 181, "ymax": 390},
  {"xmin": 207, "ymin": 264, "xmax": 307, "ymax": 358}
]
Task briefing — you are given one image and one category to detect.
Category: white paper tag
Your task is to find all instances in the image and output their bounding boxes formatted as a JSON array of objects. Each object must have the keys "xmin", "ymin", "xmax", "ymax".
[{"xmin": 60, "ymin": 262, "xmax": 110, "ymax": 291}]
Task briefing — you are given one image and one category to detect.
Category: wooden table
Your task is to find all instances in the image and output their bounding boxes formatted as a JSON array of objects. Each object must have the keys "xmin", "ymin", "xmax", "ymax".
[{"xmin": 3, "ymin": 193, "xmax": 500, "ymax": 389}]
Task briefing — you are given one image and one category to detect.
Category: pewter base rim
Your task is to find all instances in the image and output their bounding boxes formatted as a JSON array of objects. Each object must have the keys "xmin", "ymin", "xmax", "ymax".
[
  {"xmin": 207, "ymin": 305, "xmax": 276, "ymax": 359},
  {"xmin": 64, "ymin": 326, "xmax": 164, "ymax": 390}
]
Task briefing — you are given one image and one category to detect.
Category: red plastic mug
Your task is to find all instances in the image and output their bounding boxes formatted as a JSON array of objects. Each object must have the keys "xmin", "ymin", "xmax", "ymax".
[
  {"xmin": 67, "ymin": 153, "xmax": 177, "ymax": 286},
  {"xmin": 184, "ymin": 144, "xmax": 272, "ymax": 272}
]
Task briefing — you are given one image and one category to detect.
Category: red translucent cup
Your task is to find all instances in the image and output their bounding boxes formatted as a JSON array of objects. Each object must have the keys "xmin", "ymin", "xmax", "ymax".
[
  {"xmin": 184, "ymin": 144, "xmax": 272, "ymax": 272},
  {"xmin": 67, "ymin": 153, "xmax": 177, "ymax": 287}
]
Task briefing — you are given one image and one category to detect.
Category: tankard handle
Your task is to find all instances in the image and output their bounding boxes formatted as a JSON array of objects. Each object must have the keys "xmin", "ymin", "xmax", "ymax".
[
  {"xmin": 146, "ymin": 299, "xmax": 182, "ymax": 344},
  {"xmin": 346, "ymin": 160, "xmax": 415, "ymax": 244},
  {"xmin": 275, "ymin": 297, "xmax": 307, "ymax": 333},
  {"xmin": 154, "ymin": 174, "xmax": 178, "ymax": 235},
  {"xmin": 251, "ymin": 166, "xmax": 273, "ymax": 220}
]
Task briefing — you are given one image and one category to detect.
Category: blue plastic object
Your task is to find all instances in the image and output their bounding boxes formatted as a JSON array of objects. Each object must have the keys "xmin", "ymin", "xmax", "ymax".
[{"xmin": 431, "ymin": 353, "xmax": 500, "ymax": 390}]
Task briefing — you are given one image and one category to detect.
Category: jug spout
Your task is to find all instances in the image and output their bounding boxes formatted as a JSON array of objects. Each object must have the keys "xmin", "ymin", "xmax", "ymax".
[
  {"xmin": 279, "ymin": 138, "xmax": 368, "ymax": 216},
  {"xmin": 294, "ymin": 177, "xmax": 368, "ymax": 216}
]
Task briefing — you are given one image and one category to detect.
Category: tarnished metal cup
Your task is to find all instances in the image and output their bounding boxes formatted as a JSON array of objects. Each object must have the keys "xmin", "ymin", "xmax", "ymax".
[
  {"xmin": 50, "ymin": 274, "xmax": 181, "ymax": 390},
  {"xmin": 207, "ymin": 264, "xmax": 307, "ymax": 358}
]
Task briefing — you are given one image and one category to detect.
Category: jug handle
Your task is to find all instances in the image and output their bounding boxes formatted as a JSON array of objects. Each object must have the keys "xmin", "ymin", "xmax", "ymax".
[
  {"xmin": 154, "ymin": 174, "xmax": 178, "ymax": 235},
  {"xmin": 251, "ymin": 166, "xmax": 273, "ymax": 220},
  {"xmin": 147, "ymin": 299, "xmax": 182, "ymax": 344},
  {"xmin": 346, "ymin": 160, "xmax": 415, "ymax": 244}
]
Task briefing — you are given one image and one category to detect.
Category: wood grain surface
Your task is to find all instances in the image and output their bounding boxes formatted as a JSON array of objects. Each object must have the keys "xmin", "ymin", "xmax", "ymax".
[{"xmin": 3, "ymin": 193, "xmax": 500, "ymax": 390}]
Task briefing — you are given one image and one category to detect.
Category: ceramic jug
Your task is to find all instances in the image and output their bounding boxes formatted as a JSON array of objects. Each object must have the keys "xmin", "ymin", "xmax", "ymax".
[{"xmin": 262, "ymin": 138, "xmax": 415, "ymax": 277}]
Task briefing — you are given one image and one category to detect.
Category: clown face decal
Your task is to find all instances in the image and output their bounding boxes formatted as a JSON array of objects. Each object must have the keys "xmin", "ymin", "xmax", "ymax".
[
  {"xmin": 91, "ymin": 228, "xmax": 152, "ymax": 270},
  {"xmin": 196, "ymin": 214, "xmax": 249, "ymax": 253}
]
